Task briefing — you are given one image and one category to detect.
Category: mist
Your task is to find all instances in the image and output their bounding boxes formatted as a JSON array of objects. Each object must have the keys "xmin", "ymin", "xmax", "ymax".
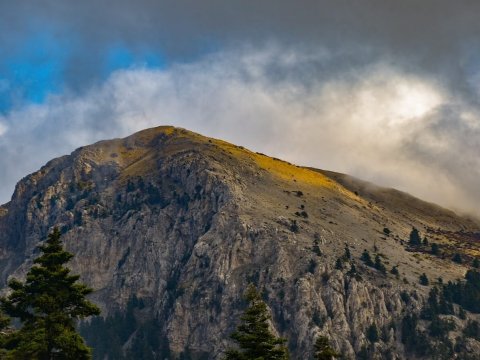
[{"xmin": 1, "ymin": 46, "xmax": 479, "ymax": 216}]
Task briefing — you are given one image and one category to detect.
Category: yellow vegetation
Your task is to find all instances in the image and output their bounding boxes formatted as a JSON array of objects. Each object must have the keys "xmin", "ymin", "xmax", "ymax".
[
  {"xmin": 253, "ymin": 153, "xmax": 334, "ymax": 188},
  {"xmin": 465, "ymin": 249, "xmax": 480, "ymax": 257},
  {"xmin": 120, "ymin": 153, "xmax": 157, "ymax": 179},
  {"xmin": 133, "ymin": 126, "xmax": 176, "ymax": 143},
  {"xmin": 96, "ymin": 126, "xmax": 363, "ymax": 202},
  {"xmin": 207, "ymin": 135, "xmax": 362, "ymax": 201}
]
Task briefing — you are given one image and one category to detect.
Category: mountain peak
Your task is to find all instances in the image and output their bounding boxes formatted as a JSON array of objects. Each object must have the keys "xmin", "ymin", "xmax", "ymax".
[{"xmin": 1, "ymin": 126, "xmax": 479, "ymax": 358}]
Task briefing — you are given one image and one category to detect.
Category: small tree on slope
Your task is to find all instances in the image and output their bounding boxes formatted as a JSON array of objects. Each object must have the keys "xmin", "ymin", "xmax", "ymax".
[
  {"xmin": 224, "ymin": 284, "xmax": 289, "ymax": 360},
  {"xmin": 1, "ymin": 227, "xmax": 100, "ymax": 359},
  {"xmin": 313, "ymin": 335, "xmax": 341, "ymax": 360}
]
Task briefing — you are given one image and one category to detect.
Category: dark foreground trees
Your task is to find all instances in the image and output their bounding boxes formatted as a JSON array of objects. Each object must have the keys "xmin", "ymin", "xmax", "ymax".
[
  {"xmin": 1, "ymin": 227, "xmax": 100, "ymax": 359},
  {"xmin": 224, "ymin": 284, "xmax": 289, "ymax": 360}
]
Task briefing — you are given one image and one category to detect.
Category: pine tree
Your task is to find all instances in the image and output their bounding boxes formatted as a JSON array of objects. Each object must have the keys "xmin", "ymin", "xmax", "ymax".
[
  {"xmin": 409, "ymin": 228, "xmax": 421, "ymax": 246},
  {"xmin": 313, "ymin": 335, "xmax": 340, "ymax": 360},
  {"xmin": 1, "ymin": 227, "xmax": 100, "ymax": 359},
  {"xmin": 224, "ymin": 284, "xmax": 289, "ymax": 360},
  {"xmin": 419, "ymin": 273, "xmax": 429, "ymax": 286},
  {"xmin": 374, "ymin": 255, "xmax": 386, "ymax": 274},
  {"xmin": 390, "ymin": 266, "xmax": 399, "ymax": 277},
  {"xmin": 361, "ymin": 250, "xmax": 374, "ymax": 267},
  {"xmin": 366, "ymin": 324, "xmax": 379, "ymax": 343},
  {"xmin": 452, "ymin": 253, "xmax": 462, "ymax": 264},
  {"xmin": 0, "ymin": 311, "xmax": 11, "ymax": 358},
  {"xmin": 334, "ymin": 258, "xmax": 343, "ymax": 271}
]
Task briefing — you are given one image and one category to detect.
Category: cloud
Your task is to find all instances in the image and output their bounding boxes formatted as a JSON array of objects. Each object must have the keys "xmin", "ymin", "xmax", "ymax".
[
  {"xmin": 0, "ymin": 122, "xmax": 7, "ymax": 136},
  {"xmin": 2, "ymin": 0, "xmax": 480, "ymax": 97},
  {"xmin": 0, "ymin": 46, "xmax": 479, "ymax": 217}
]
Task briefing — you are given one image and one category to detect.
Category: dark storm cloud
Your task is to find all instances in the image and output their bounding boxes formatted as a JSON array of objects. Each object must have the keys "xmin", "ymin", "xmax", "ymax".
[{"xmin": 2, "ymin": 0, "xmax": 480, "ymax": 91}]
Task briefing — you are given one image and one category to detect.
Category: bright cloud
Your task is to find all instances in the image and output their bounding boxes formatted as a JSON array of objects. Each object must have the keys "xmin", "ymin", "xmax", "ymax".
[
  {"xmin": 0, "ymin": 121, "xmax": 7, "ymax": 136},
  {"xmin": 0, "ymin": 46, "xmax": 479, "ymax": 217}
]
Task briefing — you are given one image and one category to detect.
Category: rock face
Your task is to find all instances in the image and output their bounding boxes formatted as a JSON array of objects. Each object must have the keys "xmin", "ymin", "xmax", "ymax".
[{"xmin": 0, "ymin": 126, "xmax": 479, "ymax": 359}]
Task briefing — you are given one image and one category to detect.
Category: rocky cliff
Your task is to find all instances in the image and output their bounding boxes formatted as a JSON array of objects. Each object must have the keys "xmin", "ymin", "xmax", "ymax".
[{"xmin": 1, "ymin": 126, "xmax": 479, "ymax": 359}]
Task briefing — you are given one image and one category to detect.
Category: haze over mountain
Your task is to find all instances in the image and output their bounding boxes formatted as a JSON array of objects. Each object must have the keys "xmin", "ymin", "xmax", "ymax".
[
  {"xmin": 1, "ymin": 1, "xmax": 480, "ymax": 217},
  {"xmin": 1, "ymin": 127, "xmax": 479, "ymax": 359}
]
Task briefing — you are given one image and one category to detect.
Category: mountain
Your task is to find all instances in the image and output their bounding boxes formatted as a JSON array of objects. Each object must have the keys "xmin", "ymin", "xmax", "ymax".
[{"xmin": 1, "ymin": 126, "xmax": 479, "ymax": 359}]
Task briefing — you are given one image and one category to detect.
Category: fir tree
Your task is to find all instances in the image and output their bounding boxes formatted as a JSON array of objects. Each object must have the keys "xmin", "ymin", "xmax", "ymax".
[
  {"xmin": 409, "ymin": 228, "xmax": 421, "ymax": 246},
  {"xmin": 312, "ymin": 335, "xmax": 340, "ymax": 360},
  {"xmin": 361, "ymin": 250, "xmax": 374, "ymax": 267},
  {"xmin": 374, "ymin": 255, "xmax": 386, "ymax": 274},
  {"xmin": 366, "ymin": 324, "xmax": 379, "ymax": 343},
  {"xmin": 347, "ymin": 263, "xmax": 357, "ymax": 277},
  {"xmin": 390, "ymin": 266, "xmax": 399, "ymax": 277},
  {"xmin": 419, "ymin": 273, "xmax": 429, "ymax": 286},
  {"xmin": 334, "ymin": 258, "xmax": 343, "ymax": 271},
  {"xmin": 452, "ymin": 253, "xmax": 462, "ymax": 264},
  {"xmin": 224, "ymin": 284, "xmax": 289, "ymax": 360},
  {"xmin": 0, "ymin": 311, "xmax": 11, "ymax": 358},
  {"xmin": 1, "ymin": 227, "xmax": 100, "ymax": 359}
]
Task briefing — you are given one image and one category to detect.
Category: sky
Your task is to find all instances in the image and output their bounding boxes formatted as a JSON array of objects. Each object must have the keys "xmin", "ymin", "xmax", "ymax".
[{"xmin": 0, "ymin": 1, "xmax": 480, "ymax": 217}]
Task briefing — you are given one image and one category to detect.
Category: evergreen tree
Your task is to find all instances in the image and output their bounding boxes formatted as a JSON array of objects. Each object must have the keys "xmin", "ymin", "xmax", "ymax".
[
  {"xmin": 452, "ymin": 253, "xmax": 462, "ymax": 264},
  {"xmin": 224, "ymin": 284, "xmax": 289, "ymax": 360},
  {"xmin": 334, "ymin": 258, "xmax": 343, "ymax": 271},
  {"xmin": 473, "ymin": 258, "xmax": 480, "ymax": 269},
  {"xmin": 1, "ymin": 227, "xmax": 100, "ymax": 359},
  {"xmin": 0, "ymin": 311, "xmax": 11, "ymax": 358},
  {"xmin": 312, "ymin": 336, "xmax": 340, "ymax": 360},
  {"xmin": 409, "ymin": 228, "xmax": 421, "ymax": 246},
  {"xmin": 419, "ymin": 273, "xmax": 429, "ymax": 286},
  {"xmin": 431, "ymin": 243, "xmax": 440, "ymax": 255},
  {"xmin": 347, "ymin": 263, "xmax": 357, "ymax": 277},
  {"xmin": 374, "ymin": 255, "xmax": 386, "ymax": 274},
  {"xmin": 366, "ymin": 324, "xmax": 379, "ymax": 343},
  {"xmin": 361, "ymin": 250, "xmax": 374, "ymax": 267},
  {"xmin": 390, "ymin": 266, "xmax": 399, "ymax": 277}
]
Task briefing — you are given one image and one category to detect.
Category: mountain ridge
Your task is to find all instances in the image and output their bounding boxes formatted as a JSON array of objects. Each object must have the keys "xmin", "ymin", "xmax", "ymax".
[{"xmin": 1, "ymin": 126, "xmax": 479, "ymax": 359}]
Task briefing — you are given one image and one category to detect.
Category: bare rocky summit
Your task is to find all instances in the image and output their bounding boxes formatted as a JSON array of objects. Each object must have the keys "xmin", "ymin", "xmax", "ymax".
[{"xmin": 0, "ymin": 126, "xmax": 479, "ymax": 359}]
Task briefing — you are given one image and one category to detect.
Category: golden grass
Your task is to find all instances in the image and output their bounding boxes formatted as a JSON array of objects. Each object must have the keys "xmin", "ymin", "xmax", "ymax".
[
  {"xmin": 120, "ymin": 153, "xmax": 157, "ymax": 179},
  {"xmin": 93, "ymin": 126, "xmax": 363, "ymax": 203},
  {"xmin": 253, "ymin": 154, "xmax": 334, "ymax": 188},
  {"xmin": 206, "ymin": 135, "xmax": 363, "ymax": 202},
  {"xmin": 464, "ymin": 249, "xmax": 480, "ymax": 257},
  {"xmin": 133, "ymin": 126, "xmax": 176, "ymax": 143}
]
